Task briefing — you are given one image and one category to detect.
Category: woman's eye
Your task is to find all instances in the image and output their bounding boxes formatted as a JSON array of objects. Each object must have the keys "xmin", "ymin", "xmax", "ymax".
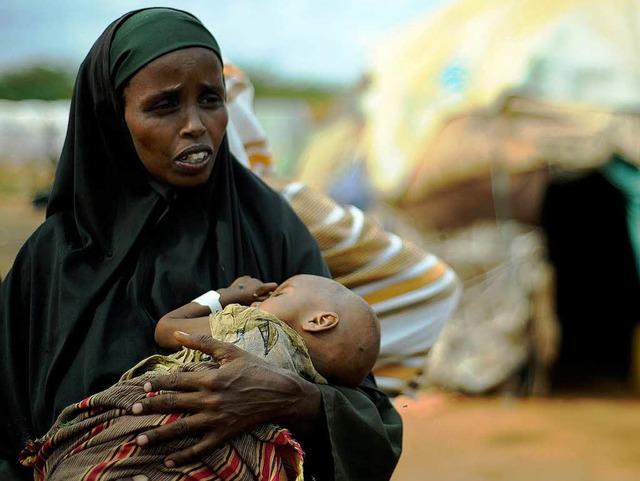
[
  {"xmin": 155, "ymin": 101, "xmax": 176, "ymax": 110},
  {"xmin": 148, "ymin": 97, "xmax": 178, "ymax": 111},
  {"xmin": 200, "ymin": 94, "xmax": 223, "ymax": 106}
]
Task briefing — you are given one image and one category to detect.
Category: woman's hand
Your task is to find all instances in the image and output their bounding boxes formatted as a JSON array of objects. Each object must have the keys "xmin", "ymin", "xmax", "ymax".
[
  {"xmin": 217, "ymin": 276, "xmax": 277, "ymax": 306},
  {"xmin": 130, "ymin": 331, "xmax": 322, "ymax": 467}
]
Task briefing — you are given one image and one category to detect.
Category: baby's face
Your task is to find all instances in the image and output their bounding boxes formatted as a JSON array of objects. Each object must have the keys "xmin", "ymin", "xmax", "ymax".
[{"xmin": 251, "ymin": 276, "xmax": 318, "ymax": 330}]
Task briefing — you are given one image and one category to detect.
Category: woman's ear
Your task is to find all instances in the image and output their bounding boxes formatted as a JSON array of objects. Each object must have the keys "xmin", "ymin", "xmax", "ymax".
[{"xmin": 301, "ymin": 312, "xmax": 339, "ymax": 332}]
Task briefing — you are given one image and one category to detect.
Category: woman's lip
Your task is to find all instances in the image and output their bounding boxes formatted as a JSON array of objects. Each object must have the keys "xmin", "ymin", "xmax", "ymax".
[
  {"xmin": 173, "ymin": 145, "xmax": 214, "ymax": 173},
  {"xmin": 174, "ymin": 152, "xmax": 212, "ymax": 172},
  {"xmin": 174, "ymin": 144, "xmax": 213, "ymax": 162}
]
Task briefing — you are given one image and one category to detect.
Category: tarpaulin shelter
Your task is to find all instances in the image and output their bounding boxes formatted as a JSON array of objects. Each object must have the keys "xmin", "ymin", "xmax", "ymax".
[
  {"xmin": 295, "ymin": 0, "xmax": 640, "ymax": 394},
  {"xmin": 362, "ymin": 0, "xmax": 640, "ymax": 201}
]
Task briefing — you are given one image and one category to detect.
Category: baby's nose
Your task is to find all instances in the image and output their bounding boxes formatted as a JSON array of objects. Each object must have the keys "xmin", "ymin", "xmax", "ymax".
[{"xmin": 251, "ymin": 301, "xmax": 262, "ymax": 308}]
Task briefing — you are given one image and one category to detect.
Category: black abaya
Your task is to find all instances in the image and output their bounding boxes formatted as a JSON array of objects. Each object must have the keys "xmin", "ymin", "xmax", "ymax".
[{"xmin": 0, "ymin": 8, "xmax": 401, "ymax": 481}]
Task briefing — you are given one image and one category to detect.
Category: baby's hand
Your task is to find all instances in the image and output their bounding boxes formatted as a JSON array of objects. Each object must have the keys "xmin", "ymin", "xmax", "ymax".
[{"xmin": 218, "ymin": 276, "xmax": 277, "ymax": 306}]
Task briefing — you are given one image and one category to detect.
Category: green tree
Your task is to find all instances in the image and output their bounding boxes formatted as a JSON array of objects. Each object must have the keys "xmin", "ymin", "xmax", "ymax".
[{"xmin": 0, "ymin": 66, "xmax": 74, "ymax": 100}]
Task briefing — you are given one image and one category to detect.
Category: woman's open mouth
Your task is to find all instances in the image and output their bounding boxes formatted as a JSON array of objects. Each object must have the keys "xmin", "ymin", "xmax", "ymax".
[
  {"xmin": 178, "ymin": 151, "xmax": 209, "ymax": 164},
  {"xmin": 174, "ymin": 146, "xmax": 213, "ymax": 172}
]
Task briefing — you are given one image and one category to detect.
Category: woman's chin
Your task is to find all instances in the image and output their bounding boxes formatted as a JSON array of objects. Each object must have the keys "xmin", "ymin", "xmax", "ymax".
[{"xmin": 165, "ymin": 165, "xmax": 214, "ymax": 187}]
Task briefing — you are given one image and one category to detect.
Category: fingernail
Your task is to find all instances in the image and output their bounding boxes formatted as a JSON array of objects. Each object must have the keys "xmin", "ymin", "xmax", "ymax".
[
  {"xmin": 137, "ymin": 434, "xmax": 148, "ymax": 446},
  {"xmin": 175, "ymin": 330, "xmax": 189, "ymax": 337},
  {"xmin": 132, "ymin": 476, "xmax": 149, "ymax": 481},
  {"xmin": 165, "ymin": 459, "xmax": 175, "ymax": 468},
  {"xmin": 143, "ymin": 382, "xmax": 152, "ymax": 392},
  {"xmin": 132, "ymin": 403, "xmax": 143, "ymax": 414}
]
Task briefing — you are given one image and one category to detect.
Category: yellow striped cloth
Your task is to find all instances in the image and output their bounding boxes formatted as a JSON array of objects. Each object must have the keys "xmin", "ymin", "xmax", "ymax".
[
  {"xmin": 224, "ymin": 64, "xmax": 461, "ymax": 396},
  {"xmin": 268, "ymin": 177, "xmax": 461, "ymax": 395},
  {"xmin": 224, "ymin": 64, "xmax": 274, "ymax": 176}
]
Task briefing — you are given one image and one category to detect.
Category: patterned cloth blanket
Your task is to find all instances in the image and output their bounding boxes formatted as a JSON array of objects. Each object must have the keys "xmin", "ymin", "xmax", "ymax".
[{"xmin": 20, "ymin": 305, "xmax": 325, "ymax": 481}]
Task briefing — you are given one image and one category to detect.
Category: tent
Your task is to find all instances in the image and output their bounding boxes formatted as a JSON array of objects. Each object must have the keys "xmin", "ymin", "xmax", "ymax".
[{"xmin": 362, "ymin": 0, "xmax": 640, "ymax": 200}]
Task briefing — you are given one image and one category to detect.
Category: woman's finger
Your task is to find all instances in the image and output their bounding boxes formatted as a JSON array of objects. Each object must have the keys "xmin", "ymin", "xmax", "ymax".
[
  {"xmin": 134, "ymin": 389, "xmax": 216, "ymax": 415},
  {"xmin": 136, "ymin": 413, "xmax": 210, "ymax": 447},
  {"xmin": 174, "ymin": 333, "xmax": 244, "ymax": 362},
  {"xmin": 115, "ymin": 476, "xmax": 148, "ymax": 481},
  {"xmin": 142, "ymin": 368, "xmax": 219, "ymax": 394}
]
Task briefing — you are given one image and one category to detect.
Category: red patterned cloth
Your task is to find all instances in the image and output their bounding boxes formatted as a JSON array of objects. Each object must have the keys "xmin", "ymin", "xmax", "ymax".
[{"xmin": 20, "ymin": 363, "xmax": 303, "ymax": 481}]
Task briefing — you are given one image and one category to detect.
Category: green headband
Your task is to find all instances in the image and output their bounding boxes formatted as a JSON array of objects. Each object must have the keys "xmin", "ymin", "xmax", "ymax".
[{"xmin": 110, "ymin": 8, "xmax": 223, "ymax": 90}]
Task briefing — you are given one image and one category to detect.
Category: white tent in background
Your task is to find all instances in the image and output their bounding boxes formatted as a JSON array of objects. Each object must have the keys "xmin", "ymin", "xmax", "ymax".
[
  {"xmin": 0, "ymin": 100, "xmax": 69, "ymax": 164},
  {"xmin": 363, "ymin": 0, "xmax": 640, "ymax": 200}
]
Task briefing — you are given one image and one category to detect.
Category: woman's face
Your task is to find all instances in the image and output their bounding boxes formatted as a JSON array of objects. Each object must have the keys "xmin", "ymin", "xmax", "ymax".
[{"xmin": 123, "ymin": 47, "xmax": 228, "ymax": 187}]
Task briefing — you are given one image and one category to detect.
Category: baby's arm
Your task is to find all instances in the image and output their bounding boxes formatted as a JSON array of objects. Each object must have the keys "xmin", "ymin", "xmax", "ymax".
[
  {"xmin": 155, "ymin": 276, "xmax": 278, "ymax": 350},
  {"xmin": 155, "ymin": 303, "xmax": 212, "ymax": 350}
]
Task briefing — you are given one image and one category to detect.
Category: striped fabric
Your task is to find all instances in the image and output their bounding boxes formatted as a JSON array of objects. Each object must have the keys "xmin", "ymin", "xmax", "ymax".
[
  {"xmin": 224, "ymin": 63, "xmax": 461, "ymax": 396},
  {"xmin": 19, "ymin": 308, "xmax": 316, "ymax": 481},
  {"xmin": 267, "ymin": 175, "xmax": 461, "ymax": 395},
  {"xmin": 20, "ymin": 366, "xmax": 302, "ymax": 481}
]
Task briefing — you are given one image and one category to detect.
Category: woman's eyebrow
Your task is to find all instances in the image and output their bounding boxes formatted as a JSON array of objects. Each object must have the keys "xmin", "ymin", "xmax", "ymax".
[
  {"xmin": 201, "ymin": 82, "xmax": 225, "ymax": 95},
  {"xmin": 138, "ymin": 86, "xmax": 181, "ymax": 110},
  {"xmin": 151, "ymin": 86, "xmax": 181, "ymax": 97}
]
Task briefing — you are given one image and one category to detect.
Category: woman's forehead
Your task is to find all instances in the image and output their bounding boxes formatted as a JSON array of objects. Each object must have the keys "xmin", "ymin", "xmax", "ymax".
[
  {"xmin": 127, "ymin": 47, "xmax": 224, "ymax": 88},
  {"xmin": 142, "ymin": 47, "xmax": 221, "ymax": 73}
]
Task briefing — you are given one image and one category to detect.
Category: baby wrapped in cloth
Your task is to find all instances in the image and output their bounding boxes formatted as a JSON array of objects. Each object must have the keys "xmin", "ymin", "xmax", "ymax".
[{"xmin": 20, "ymin": 305, "xmax": 326, "ymax": 481}]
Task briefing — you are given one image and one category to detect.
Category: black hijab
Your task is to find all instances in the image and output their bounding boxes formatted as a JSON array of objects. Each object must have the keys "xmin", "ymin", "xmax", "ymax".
[{"xmin": 0, "ymin": 7, "xmax": 328, "ymax": 458}]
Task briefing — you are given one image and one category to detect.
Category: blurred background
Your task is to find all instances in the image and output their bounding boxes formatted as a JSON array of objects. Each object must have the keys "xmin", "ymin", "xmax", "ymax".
[{"xmin": 1, "ymin": 0, "xmax": 639, "ymax": 480}]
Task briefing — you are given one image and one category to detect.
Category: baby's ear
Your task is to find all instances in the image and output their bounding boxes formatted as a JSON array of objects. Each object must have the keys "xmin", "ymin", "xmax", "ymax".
[{"xmin": 301, "ymin": 312, "xmax": 339, "ymax": 332}]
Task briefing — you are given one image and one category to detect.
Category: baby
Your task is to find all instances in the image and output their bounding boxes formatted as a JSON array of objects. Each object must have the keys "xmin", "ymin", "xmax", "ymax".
[
  {"xmin": 156, "ymin": 273, "xmax": 381, "ymax": 386},
  {"xmin": 21, "ymin": 274, "xmax": 380, "ymax": 481}
]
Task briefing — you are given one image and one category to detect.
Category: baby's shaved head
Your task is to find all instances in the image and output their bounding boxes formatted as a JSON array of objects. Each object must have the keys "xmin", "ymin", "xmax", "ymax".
[{"xmin": 289, "ymin": 275, "xmax": 380, "ymax": 386}]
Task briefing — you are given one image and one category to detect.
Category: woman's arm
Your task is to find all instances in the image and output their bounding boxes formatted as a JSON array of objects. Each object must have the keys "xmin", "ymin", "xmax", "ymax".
[{"xmin": 312, "ymin": 380, "xmax": 402, "ymax": 480}]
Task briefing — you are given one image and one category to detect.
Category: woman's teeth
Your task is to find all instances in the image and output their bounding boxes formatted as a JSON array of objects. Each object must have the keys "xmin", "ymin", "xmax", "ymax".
[{"xmin": 179, "ymin": 151, "xmax": 208, "ymax": 163}]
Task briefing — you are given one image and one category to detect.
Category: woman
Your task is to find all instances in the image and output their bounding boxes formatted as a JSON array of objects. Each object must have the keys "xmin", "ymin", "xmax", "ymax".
[{"xmin": 0, "ymin": 8, "xmax": 401, "ymax": 480}]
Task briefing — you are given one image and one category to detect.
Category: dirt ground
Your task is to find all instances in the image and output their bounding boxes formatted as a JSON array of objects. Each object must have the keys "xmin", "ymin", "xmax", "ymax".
[
  {"xmin": 2, "ymin": 196, "xmax": 639, "ymax": 481},
  {"xmin": 0, "ymin": 195, "xmax": 46, "ymax": 278},
  {"xmin": 393, "ymin": 391, "xmax": 640, "ymax": 481}
]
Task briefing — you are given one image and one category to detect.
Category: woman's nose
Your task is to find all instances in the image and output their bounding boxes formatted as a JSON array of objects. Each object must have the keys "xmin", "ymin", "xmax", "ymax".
[{"xmin": 180, "ymin": 106, "xmax": 206, "ymax": 138}]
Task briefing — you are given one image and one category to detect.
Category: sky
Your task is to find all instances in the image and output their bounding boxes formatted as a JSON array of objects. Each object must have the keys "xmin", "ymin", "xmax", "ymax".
[{"xmin": 0, "ymin": 0, "xmax": 449, "ymax": 86}]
